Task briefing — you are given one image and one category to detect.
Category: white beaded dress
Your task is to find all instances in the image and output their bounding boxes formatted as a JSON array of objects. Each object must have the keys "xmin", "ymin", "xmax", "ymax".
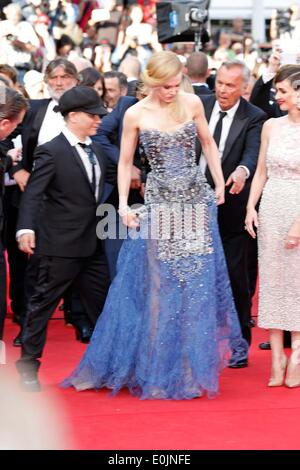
[{"xmin": 258, "ymin": 116, "xmax": 300, "ymax": 331}]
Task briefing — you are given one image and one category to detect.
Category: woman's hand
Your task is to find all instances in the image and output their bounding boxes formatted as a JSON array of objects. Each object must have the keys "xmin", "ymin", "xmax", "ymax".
[
  {"xmin": 121, "ymin": 212, "xmax": 140, "ymax": 229},
  {"xmin": 215, "ymin": 185, "xmax": 225, "ymax": 205},
  {"xmin": 119, "ymin": 206, "xmax": 140, "ymax": 229},
  {"xmin": 285, "ymin": 220, "xmax": 300, "ymax": 249},
  {"xmin": 245, "ymin": 207, "xmax": 258, "ymax": 238}
]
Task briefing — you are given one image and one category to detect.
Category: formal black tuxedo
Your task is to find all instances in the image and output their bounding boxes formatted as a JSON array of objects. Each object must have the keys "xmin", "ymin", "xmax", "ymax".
[
  {"xmin": 16, "ymin": 132, "xmax": 114, "ymax": 367},
  {"xmin": 11, "ymin": 99, "xmax": 51, "ymax": 176},
  {"xmin": 200, "ymin": 95, "xmax": 267, "ymax": 233},
  {"xmin": 193, "ymin": 84, "xmax": 214, "ymax": 97},
  {"xmin": 4, "ymin": 99, "xmax": 52, "ymax": 325},
  {"xmin": 199, "ymin": 95, "xmax": 267, "ymax": 344},
  {"xmin": 250, "ymin": 76, "xmax": 285, "ymax": 119},
  {"xmin": 17, "ymin": 133, "xmax": 113, "ymax": 257}
]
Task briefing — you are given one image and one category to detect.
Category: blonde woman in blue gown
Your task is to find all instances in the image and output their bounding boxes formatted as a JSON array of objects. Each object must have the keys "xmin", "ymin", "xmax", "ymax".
[{"xmin": 63, "ymin": 51, "xmax": 247, "ymax": 399}]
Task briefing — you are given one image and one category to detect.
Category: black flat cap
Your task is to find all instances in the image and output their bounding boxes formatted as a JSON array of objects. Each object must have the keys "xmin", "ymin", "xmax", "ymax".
[{"xmin": 54, "ymin": 85, "xmax": 107, "ymax": 117}]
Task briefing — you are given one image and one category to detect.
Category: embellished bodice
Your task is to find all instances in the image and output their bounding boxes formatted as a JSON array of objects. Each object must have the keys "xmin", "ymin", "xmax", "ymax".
[
  {"xmin": 139, "ymin": 120, "xmax": 211, "ymax": 205},
  {"xmin": 139, "ymin": 120, "xmax": 197, "ymax": 177},
  {"xmin": 266, "ymin": 117, "xmax": 300, "ymax": 180},
  {"xmin": 137, "ymin": 120, "xmax": 215, "ymax": 279}
]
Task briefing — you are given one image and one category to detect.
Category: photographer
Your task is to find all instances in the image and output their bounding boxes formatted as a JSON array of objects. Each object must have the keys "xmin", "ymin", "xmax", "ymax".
[
  {"xmin": 270, "ymin": 5, "xmax": 299, "ymax": 41},
  {"xmin": 0, "ymin": 4, "xmax": 39, "ymax": 83},
  {"xmin": 111, "ymin": 4, "xmax": 160, "ymax": 69}
]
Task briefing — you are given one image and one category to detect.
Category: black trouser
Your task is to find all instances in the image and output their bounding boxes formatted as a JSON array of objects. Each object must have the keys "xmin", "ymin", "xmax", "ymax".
[
  {"xmin": 0, "ymin": 238, "xmax": 6, "ymax": 340},
  {"xmin": 220, "ymin": 230, "xmax": 252, "ymax": 345},
  {"xmin": 22, "ymin": 254, "xmax": 93, "ymax": 329},
  {"xmin": 17, "ymin": 248, "xmax": 110, "ymax": 369},
  {"xmin": 3, "ymin": 188, "xmax": 28, "ymax": 322}
]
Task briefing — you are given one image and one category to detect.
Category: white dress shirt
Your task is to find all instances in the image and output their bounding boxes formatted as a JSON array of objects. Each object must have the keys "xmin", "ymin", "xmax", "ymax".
[
  {"xmin": 38, "ymin": 100, "xmax": 65, "ymax": 145},
  {"xmin": 199, "ymin": 99, "xmax": 249, "ymax": 178},
  {"xmin": 62, "ymin": 127, "xmax": 101, "ymax": 200}
]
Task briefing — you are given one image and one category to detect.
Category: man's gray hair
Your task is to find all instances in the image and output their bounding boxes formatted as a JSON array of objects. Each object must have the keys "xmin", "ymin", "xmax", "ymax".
[
  {"xmin": 218, "ymin": 60, "xmax": 251, "ymax": 84},
  {"xmin": 44, "ymin": 58, "xmax": 78, "ymax": 82}
]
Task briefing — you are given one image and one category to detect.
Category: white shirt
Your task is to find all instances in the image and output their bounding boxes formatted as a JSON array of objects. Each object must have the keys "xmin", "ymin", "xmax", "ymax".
[
  {"xmin": 16, "ymin": 127, "xmax": 101, "ymax": 240},
  {"xmin": 192, "ymin": 82, "xmax": 209, "ymax": 88},
  {"xmin": 199, "ymin": 99, "xmax": 249, "ymax": 178},
  {"xmin": 62, "ymin": 127, "xmax": 101, "ymax": 200},
  {"xmin": 38, "ymin": 100, "xmax": 65, "ymax": 145}
]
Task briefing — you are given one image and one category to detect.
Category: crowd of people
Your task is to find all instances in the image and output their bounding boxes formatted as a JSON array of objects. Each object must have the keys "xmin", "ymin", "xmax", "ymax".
[{"xmin": 0, "ymin": 1, "xmax": 300, "ymax": 398}]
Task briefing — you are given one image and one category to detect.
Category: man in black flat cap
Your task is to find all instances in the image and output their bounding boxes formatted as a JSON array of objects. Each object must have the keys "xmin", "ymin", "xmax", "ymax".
[{"xmin": 15, "ymin": 86, "xmax": 115, "ymax": 391}]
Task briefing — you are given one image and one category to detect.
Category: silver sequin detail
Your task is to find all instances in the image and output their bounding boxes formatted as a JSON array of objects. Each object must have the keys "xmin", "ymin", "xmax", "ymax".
[{"xmin": 139, "ymin": 121, "xmax": 215, "ymax": 280}]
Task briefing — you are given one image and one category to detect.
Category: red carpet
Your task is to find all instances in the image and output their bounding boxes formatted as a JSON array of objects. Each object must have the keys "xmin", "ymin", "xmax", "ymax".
[{"xmin": 3, "ymin": 309, "xmax": 300, "ymax": 450}]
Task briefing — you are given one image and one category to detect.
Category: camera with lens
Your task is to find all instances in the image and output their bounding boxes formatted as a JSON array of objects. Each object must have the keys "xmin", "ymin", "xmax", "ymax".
[
  {"xmin": 188, "ymin": 5, "xmax": 209, "ymax": 28},
  {"xmin": 156, "ymin": 1, "xmax": 210, "ymax": 49}
]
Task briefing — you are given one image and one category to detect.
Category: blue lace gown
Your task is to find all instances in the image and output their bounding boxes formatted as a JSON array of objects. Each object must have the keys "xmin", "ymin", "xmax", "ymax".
[{"xmin": 62, "ymin": 121, "xmax": 245, "ymax": 399}]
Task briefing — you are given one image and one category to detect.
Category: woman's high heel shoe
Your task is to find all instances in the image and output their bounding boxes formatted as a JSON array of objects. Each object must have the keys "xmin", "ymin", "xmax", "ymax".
[
  {"xmin": 285, "ymin": 353, "xmax": 300, "ymax": 388},
  {"xmin": 268, "ymin": 356, "xmax": 288, "ymax": 387}
]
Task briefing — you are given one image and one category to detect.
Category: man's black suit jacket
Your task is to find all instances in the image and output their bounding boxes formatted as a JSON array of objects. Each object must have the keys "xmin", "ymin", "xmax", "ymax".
[
  {"xmin": 11, "ymin": 99, "xmax": 51, "ymax": 175},
  {"xmin": 17, "ymin": 132, "xmax": 115, "ymax": 258},
  {"xmin": 193, "ymin": 84, "xmax": 214, "ymax": 97},
  {"xmin": 7, "ymin": 99, "xmax": 51, "ymax": 209},
  {"xmin": 199, "ymin": 95, "xmax": 267, "ymax": 233},
  {"xmin": 250, "ymin": 76, "xmax": 286, "ymax": 119}
]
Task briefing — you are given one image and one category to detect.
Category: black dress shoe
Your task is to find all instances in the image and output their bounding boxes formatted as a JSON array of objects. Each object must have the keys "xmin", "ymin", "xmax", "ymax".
[
  {"xmin": 12, "ymin": 314, "xmax": 21, "ymax": 325},
  {"xmin": 75, "ymin": 325, "xmax": 93, "ymax": 343},
  {"xmin": 259, "ymin": 341, "xmax": 271, "ymax": 350},
  {"xmin": 228, "ymin": 358, "xmax": 248, "ymax": 369},
  {"xmin": 20, "ymin": 371, "xmax": 41, "ymax": 392},
  {"xmin": 13, "ymin": 331, "xmax": 22, "ymax": 347},
  {"xmin": 64, "ymin": 310, "xmax": 74, "ymax": 326}
]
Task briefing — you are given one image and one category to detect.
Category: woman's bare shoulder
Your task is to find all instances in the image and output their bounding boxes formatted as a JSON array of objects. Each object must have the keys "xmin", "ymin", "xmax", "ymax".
[
  {"xmin": 179, "ymin": 92, "xmax": 201, "ymax": 105},
  {"xmin": 123, "ymin": 101, "xmax": 143, "ymax": 124},
  {"xmin": 263, "ymin": 116, "xmax": 283, "ymax": 131},
  {"xmin": 179, "ymin": 92, "xmax": 204, "ymax": 113}
]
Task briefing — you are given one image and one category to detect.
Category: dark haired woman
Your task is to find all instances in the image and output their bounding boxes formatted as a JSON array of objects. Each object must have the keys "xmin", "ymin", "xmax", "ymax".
[
  {"xmin": 78, "ymin": 67, "xmax": 105, "ymax": 98},
  {"xmin": 246, "ymin": 65, "xmax": 300, "ymax": 388}
]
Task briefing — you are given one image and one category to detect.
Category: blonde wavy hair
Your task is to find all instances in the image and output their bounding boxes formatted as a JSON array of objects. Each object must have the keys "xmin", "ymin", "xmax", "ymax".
[{"xmin": 142, "ymin": 51, "xmax": 187, "ymax": 121}]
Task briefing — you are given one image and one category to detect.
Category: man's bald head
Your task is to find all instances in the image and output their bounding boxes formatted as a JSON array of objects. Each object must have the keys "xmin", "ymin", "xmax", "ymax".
[{"xmin": 186, "ymin": 52, "xmax": 209, "ymax": 82}]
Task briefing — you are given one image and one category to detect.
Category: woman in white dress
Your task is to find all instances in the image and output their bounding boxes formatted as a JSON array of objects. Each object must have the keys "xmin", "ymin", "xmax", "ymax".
[{"xmin": 245, "ymin": 65, "xmax": 300, "ymax": 388}]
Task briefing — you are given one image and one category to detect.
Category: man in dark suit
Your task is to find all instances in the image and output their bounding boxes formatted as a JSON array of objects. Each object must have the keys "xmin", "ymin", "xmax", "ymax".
[
  {"xmin": 0, "ymin": 87, "xmax": 28, "ymax": 341},
  {"xmin": 6, "ymin": 58, "xmax": 81, "ymax": 345},
  {"xmin": 93, "ymin": 95, "xmax": 143, "ymax": 278},
  {"xmin": 199, "ymin": 60, "xmax": 267, "ymax": 367},
  {"xmin": 186, "ymin": 51, "xmax": 214, "ymax": 97},
  {"xmin": 15, "ymin": 86, "xmax": 114, "ymax": 391},
  {"xmin": 250, "ymin": 49, "xmax": 287, "ymax": 119}
]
